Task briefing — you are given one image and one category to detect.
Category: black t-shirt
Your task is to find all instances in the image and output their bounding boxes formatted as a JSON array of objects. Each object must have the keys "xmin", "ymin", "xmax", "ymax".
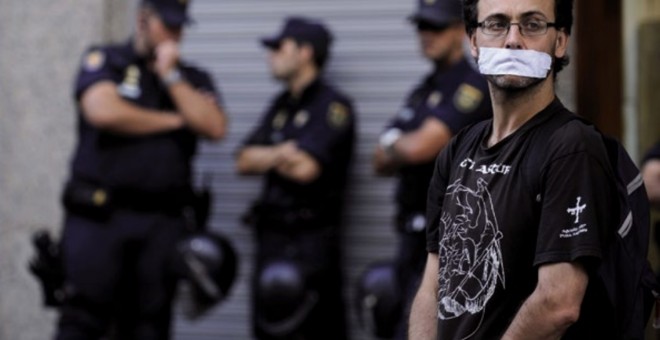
[
  {"xmin": 425, "ymin": 99, "xmax": 618, "ymax": 339},
  {"xmin": 384, "ymin": 59, "xmax": 491, "ymax": 215},
  {"xmin": 70, "ymin": 41, "xmax": 220, "ymax": 193},
  {"xmin": 241, "ymin": 79, "xmax": 355, "ymax": 220}
]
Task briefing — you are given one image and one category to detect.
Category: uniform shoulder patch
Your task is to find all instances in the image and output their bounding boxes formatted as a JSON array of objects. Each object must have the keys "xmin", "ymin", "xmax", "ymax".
[
  {"xmin": 83, "ymin": 49, "xmax": 106, "ymax": 72},
  {"xmin": 327, "ymin": 102, "xmax": 349, "ymax": 128},
  {"xmin": 453, "ymin": 83, "xmax": 484, "ymax": 113}
]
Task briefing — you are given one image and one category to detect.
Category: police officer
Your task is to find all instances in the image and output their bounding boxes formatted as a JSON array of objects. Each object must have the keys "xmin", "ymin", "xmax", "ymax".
[
  {"xmin": 236, "ymin": 17, "xmax": 355, "ymax": 340},
  {"xmin": 372, "ymin": 0, "xmax": 491, "ymax": 338},
  {"xmin": 56, "ymin": 0, "xmax": 226, "ymax": 338}
]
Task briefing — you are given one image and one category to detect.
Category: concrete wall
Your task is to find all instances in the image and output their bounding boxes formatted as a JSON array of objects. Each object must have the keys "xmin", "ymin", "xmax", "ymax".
[{"xmin": 0, "ymin": 1, "xmax": 132, "ymax": 339}]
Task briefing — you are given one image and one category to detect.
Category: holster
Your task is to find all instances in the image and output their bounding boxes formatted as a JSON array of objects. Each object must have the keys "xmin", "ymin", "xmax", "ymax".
[{"xmin": 28, "ymin": 230, "xmax": 66, "ymax": 307}]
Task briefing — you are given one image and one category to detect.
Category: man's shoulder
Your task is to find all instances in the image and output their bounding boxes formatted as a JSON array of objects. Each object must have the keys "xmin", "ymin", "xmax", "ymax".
[
  {"xmin": 316, "ymin": 81, "xmax": 354, "ymax": 107},
  {"xmin": 540, "ymin": 110, "xmax": 609, "ymax": 163},
  {"xmin": 77, "ymin": 42, "xmax": 134, "ymax": 76},
  {"xmin": 459, "ymin": 62, "xmax": 489, "ymax": 86}
]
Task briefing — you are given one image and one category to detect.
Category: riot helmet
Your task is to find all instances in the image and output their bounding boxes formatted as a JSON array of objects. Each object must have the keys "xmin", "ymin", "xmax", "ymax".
[
  {"xmin": 175, "ymin": 232, "xmax": 238, "ymax": 318},
  {"xmin": 355, "ymin": 260, "xmax": 403, "ymax": 338},
  {"xmin": 255, "ymin": 259, "xmax": 318, "ymax": 337}
]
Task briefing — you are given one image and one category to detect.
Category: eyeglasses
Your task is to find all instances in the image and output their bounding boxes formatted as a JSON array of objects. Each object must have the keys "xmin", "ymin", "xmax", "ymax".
[{"xmin": 476, "ymin": 18, "xmax": 557, "ymax": 37}]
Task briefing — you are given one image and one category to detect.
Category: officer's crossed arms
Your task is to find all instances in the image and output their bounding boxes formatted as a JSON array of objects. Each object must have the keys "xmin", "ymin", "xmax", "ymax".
[{"xmin": 236, "ymin": 140, "xmax": 321, "ymax": 184}]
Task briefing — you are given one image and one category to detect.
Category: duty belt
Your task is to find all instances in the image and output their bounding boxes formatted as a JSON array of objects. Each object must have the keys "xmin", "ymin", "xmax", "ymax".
[
  {"xmin": 63, "ymin": 179, "xmax": 192, "ymax": 217},
  {"xmin": 243, "ymin": 202, "xmax": 331, "ymax": 232}
]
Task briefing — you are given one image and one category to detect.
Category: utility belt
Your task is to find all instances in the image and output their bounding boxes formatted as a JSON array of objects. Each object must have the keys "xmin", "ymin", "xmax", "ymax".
[
  {"xmin": 396, "ymin": 211, "xmax": 427, "ymax": 234},
  {"xmin": 242, "ymin": 201, "xmax": 331, "ymax": 233},
  {"xmin": 62, "ymin": 179, "xmax": 193, "ymax": 219}
]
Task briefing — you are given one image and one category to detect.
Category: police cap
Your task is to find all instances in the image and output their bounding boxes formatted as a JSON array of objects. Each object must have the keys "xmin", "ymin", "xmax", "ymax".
[
  {"xmin": 143, "ymin": 0, "xmax": 192, "ymax": 28},
  {"xmin": 409, "ymin": 0, "xmax": 463, "ymax": 26},
  {"xmin": 261, "ymin": 17, "xmax": 333, "ymax": 60}
]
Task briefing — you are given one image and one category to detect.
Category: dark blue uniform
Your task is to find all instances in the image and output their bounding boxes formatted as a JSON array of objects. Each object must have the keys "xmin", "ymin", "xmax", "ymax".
[
  {"xmin": 243, "ymin": 78, "xmax": 355, "ymax": 340},
  {"xmin": 57, "ymin": 41, "xmax": 220, "ymax": 340},
  {"xmin": 385, "ymin": 58, "xmax": 491, "ymax": 338}
]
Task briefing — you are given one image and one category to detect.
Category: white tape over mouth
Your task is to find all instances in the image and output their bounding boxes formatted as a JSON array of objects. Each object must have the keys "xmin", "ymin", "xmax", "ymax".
[{"xmin": 478, "ymin": 47, "xmax": 553, "ymax": 79}]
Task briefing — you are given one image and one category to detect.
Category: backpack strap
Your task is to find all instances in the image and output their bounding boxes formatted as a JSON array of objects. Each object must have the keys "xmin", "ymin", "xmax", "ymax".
[{"xmin": 521, "ymin": 109, "xmax": 577, "ymax": 204}]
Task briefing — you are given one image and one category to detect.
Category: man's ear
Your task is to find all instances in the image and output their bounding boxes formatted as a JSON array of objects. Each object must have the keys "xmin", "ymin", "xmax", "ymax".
[
  {"xmin": 554, "ymin": 30, "xmax": 569, "ymax": 59},
  {"xmin": 469, "ymin": 32, "xmax": 479, "ymax": 59},
  {"xmin": 300, "ymin": 44, "xmax": 315, "ymax": 64}
]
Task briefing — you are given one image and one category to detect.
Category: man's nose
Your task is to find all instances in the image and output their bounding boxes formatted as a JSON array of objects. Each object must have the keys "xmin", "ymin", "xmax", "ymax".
[{"xmin": 504, "ymin": 24, "xmax": 524, "ymax": 49}]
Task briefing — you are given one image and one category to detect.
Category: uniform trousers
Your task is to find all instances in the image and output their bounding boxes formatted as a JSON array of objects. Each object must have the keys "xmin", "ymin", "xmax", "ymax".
[
  {"xmin": 252, "ymin": 222, "xmax": 348, "ymax": 340},
  {"xmin": 56, "ymin": 210, "xmax": 185, "ymax": 340}
]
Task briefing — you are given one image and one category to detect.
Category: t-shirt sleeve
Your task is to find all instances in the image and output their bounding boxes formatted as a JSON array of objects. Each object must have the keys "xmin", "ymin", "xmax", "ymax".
[
  {"xmin": 74, "ymin": 47, "xmax": 116, "ymax": 101},
  {"xmin": 534, "ymin": 124, "xmax": 616, "ymax": 266},
  {"xmin": 296, "ymin": 99, "xmax": 355, "ymax": 166}
]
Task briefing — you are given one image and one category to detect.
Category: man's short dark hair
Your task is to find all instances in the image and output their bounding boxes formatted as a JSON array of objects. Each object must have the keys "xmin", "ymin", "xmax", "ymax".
[
  {"xmin": 462, "ymin": 0, "xmax": 574, "ymax": 75},
  {"xmin": 294, "ymin": 39, "xmax": 330, "ymax": 70}
]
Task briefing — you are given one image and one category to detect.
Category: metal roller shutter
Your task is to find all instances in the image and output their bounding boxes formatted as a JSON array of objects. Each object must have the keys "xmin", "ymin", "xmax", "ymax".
[{"xmin": 174, "ymin": 1, "xmax": 429, "ymax": 339}]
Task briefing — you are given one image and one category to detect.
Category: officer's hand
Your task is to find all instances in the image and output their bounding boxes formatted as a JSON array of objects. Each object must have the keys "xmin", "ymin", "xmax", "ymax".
[
  {"xmin": 373, "ymin": 147, "xmax": 398, "ymax": 176},
  {"xmin": 154, "ymin": 41, "xmax": 181, "ymax": 78},
  {"xmin": 274, "ymin": 141, "xmax": 299, "ymax": 169},
  {"xmin": 276, "ymin": 141, "xmax": 298, "ymax": 159}
]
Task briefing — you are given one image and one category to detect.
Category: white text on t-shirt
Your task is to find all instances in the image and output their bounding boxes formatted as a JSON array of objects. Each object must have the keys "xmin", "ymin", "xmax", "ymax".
[{"xmin": 459, "ymin": 158, "xmax": 512, "ymax": 175}]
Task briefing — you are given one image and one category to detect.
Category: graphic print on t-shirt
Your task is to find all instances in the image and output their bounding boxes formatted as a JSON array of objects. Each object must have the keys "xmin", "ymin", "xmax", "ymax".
[
  {"xmin": 437, "ymin": 178, "xmax": 505, "ymax": 334},
  {"xmin": 560, "ymin": 196, "xmax": 589, "ymax": 239}
]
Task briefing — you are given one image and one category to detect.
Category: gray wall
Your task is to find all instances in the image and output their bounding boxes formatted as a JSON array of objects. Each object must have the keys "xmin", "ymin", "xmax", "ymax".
[
  {"xmin": 0, "ymin": 1, "xmax": 133, "ymax": 339},
  {"xmin": 0, "ymin": 1, "xmax": 576, "ymax": 340}
]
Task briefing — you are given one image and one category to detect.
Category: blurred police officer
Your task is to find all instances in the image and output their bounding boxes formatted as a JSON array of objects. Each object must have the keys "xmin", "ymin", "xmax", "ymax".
[
  {"xmin": 56, "ymin": 0, "xmax": 226, "ymax": 339},
  {"xmin": 372, "ymin": 0, "xmax": 491, "ymax": 338},
  {"xmin": 236, "ymin": 17, "xmax": 355, "ymax": 340}
]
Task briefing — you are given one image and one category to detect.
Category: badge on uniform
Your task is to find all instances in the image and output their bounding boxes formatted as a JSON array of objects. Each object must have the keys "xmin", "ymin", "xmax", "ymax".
[
  {"xmin": 272, "ymin": 110, "xmax": 287, "ymax": 130},
  {"xmin": 453, "ymin": 83, "xmax": 483, "ymax": 113},
  {"xmin": 327, "ymin": 102, "xmax": 349, "ymax": 129},
  {"xmin": 117, "ymin": 65, "xmax": 142, "ymax": 99},
  {"xmin": 83, "ymin": 50, "xmax": 105, "ymax": 72},
  {"xmin": 293, "ymin": 110, "xmax": 310, "ymax": 127},
  {"xmin": 426, "ymin": 91, "xmax": 443, "ymax": 108}
]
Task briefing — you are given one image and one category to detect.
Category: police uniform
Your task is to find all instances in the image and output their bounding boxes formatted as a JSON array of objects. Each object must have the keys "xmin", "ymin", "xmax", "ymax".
[
  {"xmin": 56, "ymin": 3, "xmax": 221, "ymax": 339},
  {"xmin": 383, "ymin": 0, "xmax": 492, "ymax": 338},
  {"xmin": 242, "ymin": 78, "xmax": 355, "ymax": 339}
]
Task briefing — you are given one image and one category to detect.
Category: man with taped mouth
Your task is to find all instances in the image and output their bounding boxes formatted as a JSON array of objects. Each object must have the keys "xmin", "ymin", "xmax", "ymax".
[{"xmin": 409, "ymin": 0, "xmax": 627, "ymax": 339}]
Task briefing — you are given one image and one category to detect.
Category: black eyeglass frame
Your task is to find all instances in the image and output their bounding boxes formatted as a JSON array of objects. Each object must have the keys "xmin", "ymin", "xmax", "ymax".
[{"xmin": 475, "ymin": 20, "xmax": 558, "ymax": 37}]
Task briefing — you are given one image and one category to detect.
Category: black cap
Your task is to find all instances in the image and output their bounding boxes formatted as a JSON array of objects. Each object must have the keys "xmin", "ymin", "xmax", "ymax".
[
  {"xmin": 409, "ymin": 0, "xmax": 463, "ymax": 26},
  {"xmin": 143, "ymin": 0, "xmax": 192, "ymax": 27},
  {"xmin": 261, "ymin": 17, "xmax": 333, "ymax": 58}
]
